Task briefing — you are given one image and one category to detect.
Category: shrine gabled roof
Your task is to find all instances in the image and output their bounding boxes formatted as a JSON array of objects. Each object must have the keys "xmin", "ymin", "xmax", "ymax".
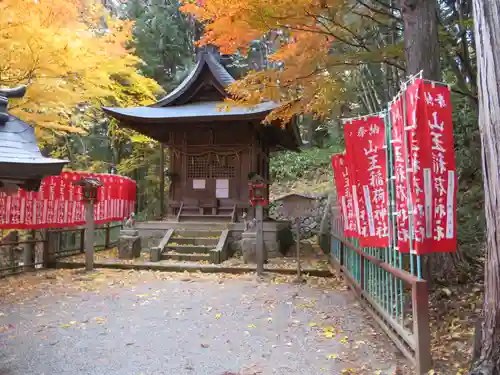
[
  {"xmin": 102, "ymin": 47, "xmax": 304, "ymax": 151},
  {"xmin": 0, "ymin": 115, "xmax": 68, "ymax": 189},
  {"xmin": 153, "ymin": 48, "xmax": 235, "ymax": 107}
]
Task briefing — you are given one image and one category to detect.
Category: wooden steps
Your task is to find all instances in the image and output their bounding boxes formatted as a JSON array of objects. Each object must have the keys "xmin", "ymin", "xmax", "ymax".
[{"xmin": 175, "ymin": 202, "xmax": 237, "ymax": 223}]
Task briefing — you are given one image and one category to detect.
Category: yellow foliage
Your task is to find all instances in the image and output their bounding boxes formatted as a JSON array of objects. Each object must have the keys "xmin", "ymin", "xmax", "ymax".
[{"xmin": 0, "ymin": 0, "xmax": 161, "ymax": 138}]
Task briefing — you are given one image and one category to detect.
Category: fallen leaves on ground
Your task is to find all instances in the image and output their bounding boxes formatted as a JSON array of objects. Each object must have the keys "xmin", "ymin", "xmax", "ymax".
[
  {"xmin": 428, "ymin": 283, "xmax": 482, "ymax": 374},
  {"xmin": 62, "ymin": 242, "xmax": 332, "ymax": 273}
]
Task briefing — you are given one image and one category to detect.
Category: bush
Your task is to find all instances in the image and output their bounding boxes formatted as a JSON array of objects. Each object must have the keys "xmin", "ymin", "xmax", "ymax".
[{"xmin": 270, "ymin": 145, "xmax": 342, "ymax": 181}]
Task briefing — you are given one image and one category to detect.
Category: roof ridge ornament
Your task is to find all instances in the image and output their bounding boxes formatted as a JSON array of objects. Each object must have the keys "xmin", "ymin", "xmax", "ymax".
[{"xmin": 0, "ymin": 85, "xmax": 27, "ymax": 125}]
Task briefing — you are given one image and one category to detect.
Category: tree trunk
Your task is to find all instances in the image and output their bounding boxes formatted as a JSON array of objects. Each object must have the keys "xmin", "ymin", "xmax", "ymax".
[
  {"xmin": 159, "ymin": 143, "xmax": 165, "ymax": 219},
  {"xmin": 469, "ymin": 1, "xmax": 500, "ymax": 374},
  {"xmin": 401, "ymin": 0, "xmax": 447, "ymax": 286},
  {"xmin": 401, "ymin": 0, "xmax": 440, "ymax": 80}
]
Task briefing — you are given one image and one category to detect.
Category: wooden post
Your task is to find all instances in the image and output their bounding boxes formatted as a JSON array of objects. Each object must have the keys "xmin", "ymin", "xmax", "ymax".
[
  {"xmin": 23, "ymin": 229, "xmax": 36, "ymax": 271},
  {"xmin": 255, "ymin": 204, "xmax": 264, "ymax": 276},
  {"xmin": 43, "ymin": 230, "xmax": 60, "ymax": 268},
  {"xmin": 413, "ymin": 279, "xmax": 432, "ymax": 374},
  {"xmin": 84, "ymin": 201, "xmax": 95, "ymax": 271},
  {"xmin": 295, "ymin": 217, "xmax": 301, "ymax": 280},
  {"xmin": 159, "ymin": 143, "xmax": 165, "ymax": 219},
  {"xmin": 80, "ymin": 228, "xmax": 85, "ymax": 253},
  {"xmin": 104, "ymin": 223, "xmax": 110, "ymax": 249}
]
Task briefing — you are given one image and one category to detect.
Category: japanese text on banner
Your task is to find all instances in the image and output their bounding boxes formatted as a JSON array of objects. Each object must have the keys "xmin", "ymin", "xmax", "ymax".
[
  {"xmin": 344, "ymin": 116, "xmax": 389, "ymax": 247},
  {"xmin": 395, "ymin": 79, "xmax": 457, "ymax": 254},
  {"xmin": 390, "ymin": 97, "xmax": 410, "ymax": 252},
  {"xmin": 331, "ymin": 153, "xmax": 357, "ymax": 236},
  {"xmin": 422, "ymin": 81, "xmax": 457, "ymax": 253},
  {"xmin": 406, "ymin": 79, "xmax": 432, "ymax": 253},
  {"xmin": 0, "ymin": 172, "xmax": 136, "ymax": 229}
]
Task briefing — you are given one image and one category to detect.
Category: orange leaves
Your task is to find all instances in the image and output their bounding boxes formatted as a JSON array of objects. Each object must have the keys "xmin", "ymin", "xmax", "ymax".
[
  {"xmin": 181, "ymin": 0, "xmax": 346, "ymax": 120},
  {"xmin": 181, "ymin": 0, "xmax": 263, "ymax": 54}
]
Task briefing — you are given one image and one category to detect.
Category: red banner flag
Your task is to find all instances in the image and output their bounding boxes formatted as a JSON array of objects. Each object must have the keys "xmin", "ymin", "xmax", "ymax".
[
  {"xmin": 390, "ymin": 96, "xmax": 410, "ymax": 252},
  {"xmin": 394, "ymin": 79, "xmax": 457, "ymax": 254},
  {"xmin": 406, "ymin": 79, "xmax": 433, "ymax": 253},
  {"xmin": 331, "ymin": 153, "xmax": 358, "ymax": 236},
  {"xmin": 344, "ymin": 115, "xmax": 389, "ymax": 247},
  {"xmin": 422, "ymin": 81, "xmax": 457, "ymax": 253},
  {"xmin": 0, "ymin": 172, "xmax": 136, "ymax": 229}
]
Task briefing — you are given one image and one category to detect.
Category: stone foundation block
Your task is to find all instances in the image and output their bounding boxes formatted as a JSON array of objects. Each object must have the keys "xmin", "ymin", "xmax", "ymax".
[{"xmin": 118, "ymin": 236, "xmax": 141, "ymax": 259}]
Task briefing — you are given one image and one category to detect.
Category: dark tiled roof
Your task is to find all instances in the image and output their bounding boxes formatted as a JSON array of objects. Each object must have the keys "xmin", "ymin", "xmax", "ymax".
[
  {"xmin": 0, "ymin": 115, "xmax": 66, "ymax": 166},
  {"xmin": 103, "ymin": 101, "xmax": 279, "ymax": 122},
  {"xmin": 153, "ymin": 49, "xmax": 235, "ymax": 107},
  {"xmin": 102, "ymin": 47, "xmax": 304, "ymax": 152},
  {"xmin": 0, "ymin": 115, "xmax": 67, "ymax": 190}
]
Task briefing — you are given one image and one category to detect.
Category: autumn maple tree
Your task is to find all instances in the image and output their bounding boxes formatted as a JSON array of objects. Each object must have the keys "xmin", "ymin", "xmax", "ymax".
[
  {"xmin": 180, "ymin": 0, "xmax": 402, "ymax": 122},
  {"xmin": 0, "ymin": 0, "xmax": 161, "ymax": 139}
]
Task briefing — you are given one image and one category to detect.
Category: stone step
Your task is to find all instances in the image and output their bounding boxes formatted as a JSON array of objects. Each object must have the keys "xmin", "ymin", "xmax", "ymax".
[
  {"xmin": 172, "ymin": 230, "xmax": 222, "ymax": 238},
  {"xmin": 164, "ymin": 244, "xmax": 214, "ymax": 254},
  {"xmin": 137, "ymin": 221, "xmax": 229, "ymax": 232},
  {"xmin": 160, "ymin": 252, "xmax": 211, "ymax": 262},
  {"xmin": 179, "ymin": 214, "xmax": 232, "ymax": 222},
  {"xmin": 169, "ymin": 237, "xmax": 219, "ymax": 246}
]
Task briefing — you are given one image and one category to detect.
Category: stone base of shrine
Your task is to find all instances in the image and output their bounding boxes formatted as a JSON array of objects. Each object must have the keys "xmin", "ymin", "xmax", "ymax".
[{"xmin": 118, "ymin": 232, "xmax": 142, "ymax": 260}]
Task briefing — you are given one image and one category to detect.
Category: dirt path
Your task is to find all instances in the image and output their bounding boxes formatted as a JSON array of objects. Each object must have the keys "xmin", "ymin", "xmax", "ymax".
[{"xmin": 0, "ymin": 270, "xmax": 410, "ymax": 375}]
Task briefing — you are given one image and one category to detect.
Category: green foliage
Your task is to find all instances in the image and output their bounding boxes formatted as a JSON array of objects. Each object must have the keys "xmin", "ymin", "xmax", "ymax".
[
  {"xmin": 451, "ymin": 93, "xmax": 485, "ymax": 264},
  {"xmin": 270, "ymin": 145, "xmax": 342, "ymax": 181},
  {"xmin": 126, "ymin": 0, "xmax": 195, "ymax": 91}
]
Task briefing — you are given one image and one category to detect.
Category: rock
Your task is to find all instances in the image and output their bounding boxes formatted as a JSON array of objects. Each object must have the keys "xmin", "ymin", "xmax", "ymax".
[
  {"xmin": 118, "ymin": 236, "xmax": 141, "ymax": 259},
  {"xmin": 240, "ymin": 232, "xmax": 268, "ymax": 264},
  {"xmin": 270, "ymin": 195, "xmax": 329, "ymax": 239}
]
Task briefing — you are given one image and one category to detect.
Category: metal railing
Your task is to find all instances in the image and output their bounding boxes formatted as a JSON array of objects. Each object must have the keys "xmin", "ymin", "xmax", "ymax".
[
  {"xmin": 0, "ymin": 224, "xmax": 122, "ymax": 277},
  {"xmin": 56, "ymin": 223, "xmax": 122, "ymax": 258},
  {"xmin": 329, "ymin": 206, "xmax": 431, "ymax": 374}
]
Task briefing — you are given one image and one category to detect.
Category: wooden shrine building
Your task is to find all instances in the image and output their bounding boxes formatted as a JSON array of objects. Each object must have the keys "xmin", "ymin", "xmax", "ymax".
[{"xmin": 103, "ymin": 47, "xmax": 301, "ymax": 221}]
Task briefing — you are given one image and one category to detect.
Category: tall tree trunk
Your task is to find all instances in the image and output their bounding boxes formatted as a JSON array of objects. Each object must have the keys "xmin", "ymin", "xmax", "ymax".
[
  {"xmin": 401, "ymin": 0, "xmax": 440, "ymax": 80},
  {"xmin": 401, "ymin": 0, "xmax": 447, "ymax": 285},
  {"xmin": 469, "ymin": 1, "xmax": 500, "ymax": 374}
]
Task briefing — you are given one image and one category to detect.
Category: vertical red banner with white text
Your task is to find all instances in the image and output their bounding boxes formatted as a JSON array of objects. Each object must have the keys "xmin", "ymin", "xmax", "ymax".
[
  {"xmin": 344, "ymin": 116, "xmax": 389, "ymax": 247},
  {"xmin": 406, "ymin": 79, "xmax": 434, "ymax": 253},
  {"xmin": 393, "ymin": 79, "xmax": 457, "ymax": 254},
  {"xmin": 390, "ymin": 96, "xmax": 410, "ymax": 252},
  {"xmin": 422, "ymin": 81, "xmax": 457, "ymax": 253},
  {"xmin": 331, "ymin": 153, "xmax": 358, "ymax": 237}
]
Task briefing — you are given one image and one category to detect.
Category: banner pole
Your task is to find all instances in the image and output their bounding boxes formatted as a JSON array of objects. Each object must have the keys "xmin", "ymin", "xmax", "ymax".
[{"xmin": 401, "ymin": 82, "xmax": 417, "ymax": 275}]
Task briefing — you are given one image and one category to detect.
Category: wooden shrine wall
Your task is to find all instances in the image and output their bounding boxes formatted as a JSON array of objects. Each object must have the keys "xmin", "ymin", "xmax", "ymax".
[{"xmin": 166, "ymin": 121, "xmax": 265, "ymax": 210}]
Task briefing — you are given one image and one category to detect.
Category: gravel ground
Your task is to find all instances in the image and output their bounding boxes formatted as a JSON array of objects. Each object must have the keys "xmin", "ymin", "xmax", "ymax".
[{"xmin": 0, "ymin": 271, "xmax": 409, "ymax": 375}]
